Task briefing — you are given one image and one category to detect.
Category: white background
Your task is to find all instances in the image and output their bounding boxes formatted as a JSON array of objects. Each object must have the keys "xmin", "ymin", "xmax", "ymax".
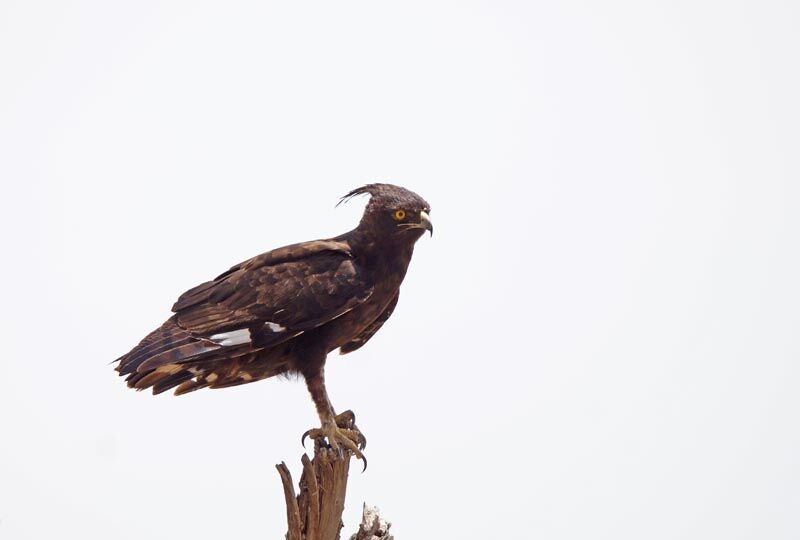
[{"xmin": 1, "ymin": 1, "xmax": 799, "ymax": 538}]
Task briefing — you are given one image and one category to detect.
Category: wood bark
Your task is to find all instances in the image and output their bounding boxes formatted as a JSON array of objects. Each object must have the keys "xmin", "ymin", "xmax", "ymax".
[
  {"xmin": 276, "ymin": 440, "xmax": 395, "ymax": 540},
  {"xmin": 276, "ymin": 443, "xmax": 352, "ymax": 540},
  {"xmin": 348, "ymin": 504, "xmax": 394, "ymax": 540}
]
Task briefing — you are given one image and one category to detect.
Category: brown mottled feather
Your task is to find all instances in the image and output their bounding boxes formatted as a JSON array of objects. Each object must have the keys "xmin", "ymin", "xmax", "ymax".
[
  {"xmin": 174, "ymin": 379, "xmax": 209, "ymax": 395},
  {"xmin": 114, "ymin": 184, "xmax": 431, "ymax": 398},
  {"xmin": 136, "ymin": 341, "xmax": 220, "ymax": 372},
  {"xmin": 116, "ymin": 240, "xmax": 372, "ymax": 395},
  {"xmin": 152, "ymin": 371, "xmax": 196, "ymax": 395},
  {"xmin": 340, "ymin": 292, "xmax": 399, "ymax": 354},
  {"xmin": 116, "ymin": 318, "xmax": 193, "ymax": 375},
  {"xmin": 173, "ymin": 249, "xmax": 369, "ymax": 336},
  {"xmin": 172, "ymin": 240, "xmax": 351, "ymax": 311}
]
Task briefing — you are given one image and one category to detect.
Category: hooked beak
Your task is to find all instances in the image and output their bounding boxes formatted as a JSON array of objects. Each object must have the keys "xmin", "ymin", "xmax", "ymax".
[{"xmin": 419, "ymin": 210, "xmax": 433, "ymax": 236}]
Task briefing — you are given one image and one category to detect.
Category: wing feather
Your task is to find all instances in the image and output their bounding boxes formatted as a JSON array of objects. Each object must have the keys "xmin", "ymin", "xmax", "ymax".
[
  {"xmin": 174, "ymin": 247, "xmax": 370, "ymax": 336},
  {"xmin": 116, "ymin": 238, "xmax": 372, "ymax": 394},
  {"xmin": 172, "ymin": 240, "xmax": 352, "ymax": 311},
  {"xmin": 340, "ymin": 292, "xmax": 399, "ymax": 354}
]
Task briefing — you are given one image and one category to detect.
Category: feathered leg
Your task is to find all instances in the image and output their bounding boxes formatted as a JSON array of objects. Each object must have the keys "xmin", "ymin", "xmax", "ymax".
[{"xmin": 302, "ymin": 367, "xmax": 367, "ymax": 468}]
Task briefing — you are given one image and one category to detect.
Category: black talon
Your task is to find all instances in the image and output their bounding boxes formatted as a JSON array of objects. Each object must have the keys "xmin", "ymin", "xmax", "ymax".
[
  {"xmin": 336, "ymin": 409, "xmax": 356, "ymax": 429},
  {"xmin": 360, "ymin": 455, "xmax": 368, "ymax": 473},
  {"xmin": 301, "ymin": 429, "xmax": 311, "ymax": 447}
]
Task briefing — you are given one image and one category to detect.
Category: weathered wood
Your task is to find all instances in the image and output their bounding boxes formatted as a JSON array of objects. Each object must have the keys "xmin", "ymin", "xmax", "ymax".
[
  {"xmin": 277, "ymin": 443, "xmax": 353, "ymax": 540},
  {"xmin": 300, "ymin": 455, "xmax": 319, "ymax": 540},
  {"xmin": 275, "ymin": 461, "xmax": 302, "ymax": 540},
  {"xmin": 348, "ymin": 504, "xmax": 393, "ymax": 540}
]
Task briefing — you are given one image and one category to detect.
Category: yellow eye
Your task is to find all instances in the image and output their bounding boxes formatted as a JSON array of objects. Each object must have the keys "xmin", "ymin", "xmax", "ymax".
[{"xmin": 393, "ymin": 209, "xmax": 406, "ymax": 221}]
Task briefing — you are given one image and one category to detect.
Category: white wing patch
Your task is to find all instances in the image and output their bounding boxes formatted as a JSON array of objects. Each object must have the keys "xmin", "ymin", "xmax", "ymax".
[
  {"xmin": 265, "ymin": 322, "xmax": 285, "ymax": 332},
  {"xmin": 209, "ymin": 322, "xmax": 286, "ymax": 347},
  {"xmin": 209, "ymin": 328, "xmax": 251, "ymax": 346}
]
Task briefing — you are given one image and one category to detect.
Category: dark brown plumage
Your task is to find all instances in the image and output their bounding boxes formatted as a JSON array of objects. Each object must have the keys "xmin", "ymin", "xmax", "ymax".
[{"xmin": 115, "ymin": 183, "xmax": 432, "ymax": 459}]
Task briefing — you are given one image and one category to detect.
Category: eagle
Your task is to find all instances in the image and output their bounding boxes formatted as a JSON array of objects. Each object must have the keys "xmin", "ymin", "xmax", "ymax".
[{"xmin": 114, "ymin": 183, "xmax": 432, "ymax": 463}]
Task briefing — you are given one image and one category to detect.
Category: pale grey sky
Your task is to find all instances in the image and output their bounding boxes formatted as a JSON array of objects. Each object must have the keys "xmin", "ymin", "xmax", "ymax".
[{"xmin": 1, "ymin": 1, "xmax": 799, "ymax": 539}]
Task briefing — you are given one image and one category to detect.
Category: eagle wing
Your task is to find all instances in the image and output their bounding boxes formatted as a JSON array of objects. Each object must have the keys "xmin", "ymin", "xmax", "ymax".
[
  {"xmin": 116, "ymin": 240, "xmax": 373, "ymax": 383},
  {"xmin": 173, "ymin": 240, "xmax": 370, "ymax": 335},
  {"xmin": 339, "ymin": 291, "xmax": 399, "ymax": 354}
]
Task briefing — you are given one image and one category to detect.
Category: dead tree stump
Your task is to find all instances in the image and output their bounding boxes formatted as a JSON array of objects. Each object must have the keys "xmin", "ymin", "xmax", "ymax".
[
  {"xmin": 276, "ymin": 438, "xmax": 394, "ymax": 540},
  {"xmin": 276, "ymin": 443, "xmax": 353, "ymax": 540},
  {"xmin": 348, "ymin": 504, "xmax": 394, "ymax": 540}
]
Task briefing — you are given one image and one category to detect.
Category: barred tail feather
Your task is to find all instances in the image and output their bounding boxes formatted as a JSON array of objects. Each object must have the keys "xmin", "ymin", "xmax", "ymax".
[
  {"xmin": 115, "ymin": 316, "xmax": 221, "ymax": 394},
  {"xmin": 115, "ymin": 317, "xmax": 291, "ymax": 396},
  {"xmin": 116, "ymin": 317, "xmax": 190, "ymax": 375}
]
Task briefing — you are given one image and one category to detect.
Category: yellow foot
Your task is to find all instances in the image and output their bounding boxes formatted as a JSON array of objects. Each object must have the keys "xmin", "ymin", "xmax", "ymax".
[
  {"xmin": 333, "ymin": 409, "xmax": 367, "ymax": 449},
  {"xmin": 302, "ymin": 410, "xmax": 367, "ymax": 471}
]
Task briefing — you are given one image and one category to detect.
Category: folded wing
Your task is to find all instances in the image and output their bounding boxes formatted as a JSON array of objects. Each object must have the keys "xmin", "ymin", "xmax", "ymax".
[{"xmin": 116, "ymin": 240, "xmax": 373, "ymax": 393}]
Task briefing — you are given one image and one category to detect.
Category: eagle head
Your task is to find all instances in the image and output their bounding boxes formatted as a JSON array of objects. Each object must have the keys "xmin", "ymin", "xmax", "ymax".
[{"xmin": 340, "ymin": 183, "xmax": 433, "ymax": 240}]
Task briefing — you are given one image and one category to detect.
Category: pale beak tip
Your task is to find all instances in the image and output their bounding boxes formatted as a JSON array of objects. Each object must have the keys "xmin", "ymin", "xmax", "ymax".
[{"xmin": 420, "ymin": 210, "xmax": 433, "ymax": 237}]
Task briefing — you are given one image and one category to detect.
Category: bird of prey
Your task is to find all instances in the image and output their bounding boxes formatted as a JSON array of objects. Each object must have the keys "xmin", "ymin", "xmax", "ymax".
[{"xmin": 114, "ymin": 183, "xmax": 432, "ymax": 462}]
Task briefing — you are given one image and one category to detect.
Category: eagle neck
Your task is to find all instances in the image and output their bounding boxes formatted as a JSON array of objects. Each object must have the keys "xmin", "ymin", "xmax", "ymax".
[{"xmin": 344, "ymin": 228, "xmax": 416, "ymax": 281}]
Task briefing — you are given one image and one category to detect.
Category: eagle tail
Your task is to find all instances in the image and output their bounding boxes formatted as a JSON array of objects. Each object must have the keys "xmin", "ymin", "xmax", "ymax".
[
  {"xmin": 115, "ymin": 318, "xmax": 293, "ymax": 395},
  {"xmin": 174, "ymin": 378, "xmax": 210, "ymax": 395},
  {"xmin": 116, "ymin": 317, "xmax": 188, "ymax": 374},
  {"xmin": 115, "ymin": 316, "xmax": 221, "ymax": 393}
]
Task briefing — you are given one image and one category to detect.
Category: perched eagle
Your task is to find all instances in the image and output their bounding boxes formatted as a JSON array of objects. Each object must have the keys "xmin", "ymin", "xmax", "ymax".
[{"xmin": 115, "ymin": 183, "xmax": 432, "ymax": 461}]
